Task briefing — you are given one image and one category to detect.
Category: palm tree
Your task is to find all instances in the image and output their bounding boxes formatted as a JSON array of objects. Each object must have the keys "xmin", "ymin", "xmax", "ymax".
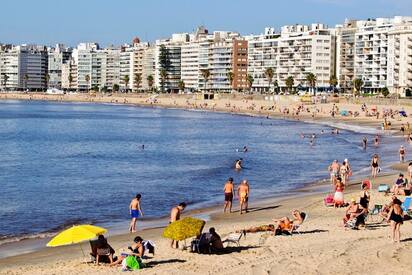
[
  {"xmin": 353, "ymin": 78, "xmax": 364, "ymax": 96},
  {"xmin": 264, "ymin": 68, "xmax": 274, "ymax": 94},
  {"xmin": 123, "ymin": 75, "xmax": 130, "ymax": 92},
  {"xmin": 68, "ymin": 74, "xmax": 73, "ymax": 90},
  {"xmin": 3, "ymin": 74, "xmax": 9, "ymax": 88},
  {"xmin": 113, "ymin": 84, "xmax": 120, "ymax": 93},
  {"xmin": 23, "ymin": 74, "xmax": 29, "ymax": 91},
  {"xmin": 200, "ymin": 69, "xmax": 210, "ymax": 93},
  {"xmin": 45, "ymin": 73, "xmax": 50, "ymax": 89},
  {"xmin": 273, "ymin": 79, "xmax": 279, "ymax": 94},
  {"xmin": 285, "ymin": 76, "xmax": 294, "ymax": 94},
  {"xmin": 134, "ymin": 73, "xmax": 142, "ymax": 92},
  {"xmin": 85, "ymin": 74, "xmax": 90, "ymax": 92},
  {"xmin": 329, "ymin": 75, "xmax": 338, "ymax": 89},
  {"xmin": 178, "ymin": 80, "xmax": 185, "ymax": 93},
  {"xmin": 147, "ymin": 75, "xmax": 154, "ymax": 92},
  {"xmin": 227, "ymin": 71, "xmax": 234, "ymax": 93},
  {"xmin": 306, "ymin": 73, "xmax": 317, "ymax": 95},
  {"xmin": 247, "ymin": 74, "xmax": 254, "ymax": 93},
  {"xmin": 159, "ymin": 69, "xmax": 167, "ymax": 93}
]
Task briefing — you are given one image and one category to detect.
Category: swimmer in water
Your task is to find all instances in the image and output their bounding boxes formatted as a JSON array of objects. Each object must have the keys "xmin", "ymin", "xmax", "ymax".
[
  {"xmin": 362, "ymin": 137, "xmax": 368, "ymax": 150},
  {"xmin": 142, "ymin": 144, "xmax": 145, "ymax": 150},
  {"xmin": 235, "ymin": 159, "xmax": 243, "ymax": 170},
  {"xmin": 374, "ymin": 135, "xmax": 379, "ymax": 146},
  {"xmin": 243, "ymin": 146, "xmax": 248, "ymax": 153}
]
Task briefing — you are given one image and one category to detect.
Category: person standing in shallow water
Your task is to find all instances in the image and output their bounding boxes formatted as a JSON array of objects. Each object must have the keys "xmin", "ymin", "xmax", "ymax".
[
  {"xmin": 223, "ymin": 177, "xmax": 235, "ymax": 213},
  {"xmin": 362, "ymin": 136, "xmax": 368, "ymax": 150},
  {"xmin": 129, "ymin": 194, "xmax": 144, "ymax": 233}
]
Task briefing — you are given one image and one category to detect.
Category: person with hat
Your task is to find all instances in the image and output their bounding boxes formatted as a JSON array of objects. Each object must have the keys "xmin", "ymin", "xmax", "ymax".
[{"xmin": 342, "ymin": 198, "xmax": 361, "ymax": 226}]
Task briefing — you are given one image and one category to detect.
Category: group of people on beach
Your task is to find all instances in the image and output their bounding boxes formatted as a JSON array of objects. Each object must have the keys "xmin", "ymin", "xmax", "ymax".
[{"xmin": 223, "ymin": 177, "xmax": 250, "ymax": 214}]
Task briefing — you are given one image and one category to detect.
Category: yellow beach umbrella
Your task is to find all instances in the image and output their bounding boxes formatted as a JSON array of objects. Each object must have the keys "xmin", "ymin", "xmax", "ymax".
[
  {"xmin": 162, "ymin": 217, "xmax": 205, "ymax": 241},
  {"xmin": 47, "ymin": 224, "xmax": 107, "ymax": 247}
]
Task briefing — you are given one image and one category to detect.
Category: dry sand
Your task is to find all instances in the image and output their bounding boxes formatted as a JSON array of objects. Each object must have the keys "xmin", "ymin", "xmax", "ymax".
[{"xmin": 1, "ymin": 93, "xmax": 412, "ymax": 274}]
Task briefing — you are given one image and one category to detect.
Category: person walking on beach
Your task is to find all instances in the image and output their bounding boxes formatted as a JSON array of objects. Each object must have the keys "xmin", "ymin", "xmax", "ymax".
[
  {"xmin": 329, "ymin": 160, "xmax": 340, "ymax": 185},
  {"xmin": 371, "ymin": 154, "xmax": 380, "ymax": 178},
  {"xmin": 170, "ymin": 202, "xmax": 187, "ymax": 248},
  {"xmin": 223, "ymin": 177, "xmax": 235, "ymax": 213},
  {"xmin": 129, "ymin": 194, "xmax": 144, "ymax": 233},
  {"xmin": 387, "ymin": 198, "xmax": 404, "ymax": 243},
  {"xmin": 238, "ymin": 180, "xmax": 250, "ymax": 215},
  {"xmin": 399, "ymin": 145, "xmax": 406, "ymax": 163},
  {"xmin": 362, "ymin": 136, "xmax": 368, "ymax": 150}
]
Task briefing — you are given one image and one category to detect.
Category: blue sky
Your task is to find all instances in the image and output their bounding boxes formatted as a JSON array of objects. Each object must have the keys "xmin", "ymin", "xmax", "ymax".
[{"xmin": 0, "ymin": 0, "xmax": 411, "ymax": 46}]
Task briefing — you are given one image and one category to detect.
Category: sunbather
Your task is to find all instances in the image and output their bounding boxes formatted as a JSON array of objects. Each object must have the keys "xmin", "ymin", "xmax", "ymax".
[
  {"xmin": 237, "ymin": 224, "xmax": 276, "ymax": 234},
  {"xmin": 273, "ymin": 209, "xmax": 305, "ymax": 234},
  {"xmin": 342, "ymin": 199, "xmax": 362, "ymax": 226},
  {"xmin": 110, "ymin": 236, "xmax": 144, "ymax": 267}
]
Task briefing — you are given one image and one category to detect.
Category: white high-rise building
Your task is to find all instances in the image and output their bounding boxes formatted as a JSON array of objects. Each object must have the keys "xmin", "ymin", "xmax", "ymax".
[
  {"xmin": 247, "ymin": 24, "xmax": 336, "ymax": 93},
  {"xmin": 119, "ymin": 46, "xmax": 133, "ymax": 90},
  {"xmin": 0, "ymin": 44, "xmax": 48, "ymax": 91},
  {"xmin": 131, "ymin": 42, "xmax": 155, "ymax": 91},
  {"xmin": 47, "ymin": 44, "xmax": 72, "ymax": 89},
  {"xmin": 336, "ymin": 16, "xmax": 412, "ymax": 94}
]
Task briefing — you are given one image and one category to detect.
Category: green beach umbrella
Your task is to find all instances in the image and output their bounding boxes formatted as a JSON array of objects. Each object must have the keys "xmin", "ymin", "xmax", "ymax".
[{"xmin": 162, "ymin": 217, "xmax": 205, "ymax": 241}]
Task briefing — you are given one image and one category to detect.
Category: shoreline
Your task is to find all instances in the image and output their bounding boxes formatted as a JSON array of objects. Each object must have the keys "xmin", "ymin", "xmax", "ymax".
[{"xmin": 1, "ymin": 93, "xmax": 412, "ymax": 274}]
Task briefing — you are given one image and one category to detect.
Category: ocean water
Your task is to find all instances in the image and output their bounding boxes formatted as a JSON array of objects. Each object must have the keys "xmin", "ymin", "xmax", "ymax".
[{"xmin": 0, "ymin": 100, "xmax": 402, "ymax": 245}]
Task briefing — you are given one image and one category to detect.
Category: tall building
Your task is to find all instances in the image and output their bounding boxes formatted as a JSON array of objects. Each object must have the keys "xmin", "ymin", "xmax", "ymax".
[
  {"xmin": 131, "ymin": 42, "xmax": 155, "ymax": 91},
  {"xmin": 247, "ymin": 24, "xmax": 336, "ymax": 93},
  {"xmin": 47, "ymin": 44, "xmax": 72, "ymax": 89},
  {"xmin": 336, "ymin": 16, "xmax": 412, "ymax": 94},
  {"xmin": 119, "ymin": 46, "xmax": 133, "ymax": 90},
  {"xmin": 0, "ymin": 44, "xmax": 48, "ymax": 90}
]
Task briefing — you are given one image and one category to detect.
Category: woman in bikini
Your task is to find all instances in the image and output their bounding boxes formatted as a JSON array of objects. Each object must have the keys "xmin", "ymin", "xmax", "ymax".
[
  {"xmin": 387, "ymin": 198, "xmax": 404, "ymax": 243},
  {"xmin": 371, "ymin": 154, "xmax": 379, "ymax": 178}
]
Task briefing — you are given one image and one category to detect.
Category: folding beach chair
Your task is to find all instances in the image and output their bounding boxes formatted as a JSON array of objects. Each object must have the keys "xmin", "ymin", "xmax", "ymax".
[
  {"xmin": 401, "ymin": 197, "xmax": 412, "ymax": 215},
  {"xmin": 223, "ymin": 232, "xmax": 243, "ymax": 247},
  {"xmin": 369, "ymin": 204, "xmax": 383, "ymax": 222}
]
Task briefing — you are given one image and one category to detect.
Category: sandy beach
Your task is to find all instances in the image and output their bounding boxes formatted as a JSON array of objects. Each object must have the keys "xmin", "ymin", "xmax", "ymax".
[{"xmin": 1, "ymin": 92, "xmax": 412, "ymax": 275}]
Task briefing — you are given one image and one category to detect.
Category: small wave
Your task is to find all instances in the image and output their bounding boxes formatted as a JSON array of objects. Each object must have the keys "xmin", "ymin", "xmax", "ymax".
[
  {"xmin": 303, "ymin": 120, "xmax": 381, "ymax": 135},
  {"xmin": 0, "ymin": 232, "xmax": 54, "ymax": 246}
]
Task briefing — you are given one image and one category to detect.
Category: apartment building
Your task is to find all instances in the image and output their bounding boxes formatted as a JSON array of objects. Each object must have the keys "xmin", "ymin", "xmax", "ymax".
[
  {"xmin": 131, "ymin": 42, "xmax": 155, "ymax": 91},
  {"xmin": 47, "ymin": 44, "xmax": 72, "ymax": 89},
  {"xmin": 247, "ymin": 24, "xmax": 336, "ymax": 93},
  {"xmin": 61, "ymin": 59, "xmax": 77, "ymax": 90},
  {"xmin": 336, "ymin": 16, "xmax": 412, "ymax": 94},
  {"xmin": 0, "ymin": 44, "xmax": 48, "ymax": 90},
  {"xmin": 154, "ymin": 34, "xmax": 186, "ymax": 92},
  {"xmin": 104, "ymin": 47, "xmax": 121, "ymax": 90},
  {"xmin": 232, "ymin": 39, "xmax": 248, "ymax": 90},
  {"xmin": 120, "ymin": 46, "xmax": 133, "ymax": 90}
]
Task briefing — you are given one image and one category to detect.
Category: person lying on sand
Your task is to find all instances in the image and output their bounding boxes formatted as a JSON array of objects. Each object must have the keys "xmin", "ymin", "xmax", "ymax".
[{"xmin": 236, "ymin": 224, "xmax": 275, "ymax": 235}]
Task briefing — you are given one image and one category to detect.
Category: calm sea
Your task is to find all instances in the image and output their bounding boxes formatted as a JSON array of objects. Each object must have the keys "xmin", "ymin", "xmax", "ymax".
[{"xmin": 0, "ymin": 100, "xmax": 402, "ymax": 245}]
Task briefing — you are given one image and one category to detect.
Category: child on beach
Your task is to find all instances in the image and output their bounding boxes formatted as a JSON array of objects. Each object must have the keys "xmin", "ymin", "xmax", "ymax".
[{"xmin": 129, "ymin": 194, "xmax": 144, "ymax": 233}]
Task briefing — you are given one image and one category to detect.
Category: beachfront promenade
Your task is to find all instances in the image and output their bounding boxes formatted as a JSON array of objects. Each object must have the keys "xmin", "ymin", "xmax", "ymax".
[{"xmin": 2, "ymin": 93, "xmax": 412, "ymax": 274}]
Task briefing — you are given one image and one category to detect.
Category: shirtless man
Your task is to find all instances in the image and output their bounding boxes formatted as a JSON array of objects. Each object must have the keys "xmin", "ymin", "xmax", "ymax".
[
  {"xmin": 328, "ymin": 160, "xmax": 340, "ymax": 185},
  {"xmin": 235, "ymin": 159, "xmax": 242, "ymax": 170},
  {"xmin": 223, "ymin": 177, "xmax": 235, "ymax": 213},
  {"xmin": 237, "ymin": 180, "xmax": 250, "ymax": 214},
  {"xmin": 170, "ymin": 202, "xmax": 187, "ymax": 248},
  {"xmin": 129, "ymin": 194, "xmax": 144, "ymax": 233}
]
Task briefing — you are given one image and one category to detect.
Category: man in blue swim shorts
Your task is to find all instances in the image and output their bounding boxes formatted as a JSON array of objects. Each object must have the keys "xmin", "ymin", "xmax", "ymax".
[{"xmin": 129, "ymin": 193, "xmax": 144, "ymax": 232}]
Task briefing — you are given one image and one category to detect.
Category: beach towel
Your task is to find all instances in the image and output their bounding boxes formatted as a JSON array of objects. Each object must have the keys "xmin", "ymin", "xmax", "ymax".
[
  {"xmin": 122, "ymin": 256, "xmax": 142, "ymax": 271},
  {"xmin": 378, "ymin": 184, "xmax": 389, "ymax": 192}
]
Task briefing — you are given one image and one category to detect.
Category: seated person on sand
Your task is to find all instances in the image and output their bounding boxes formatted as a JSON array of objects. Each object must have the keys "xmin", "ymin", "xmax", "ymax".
[
  {"xmin": 209, "ymin": 227, "xmax": 224, "ymax": 252},
  {"xmin": 394, "ymin": 180, "xmax": 412, "ymax": 196},
  {"xmin": 391, "ymin": 173, "xmax": 406, "ymax": 194},
  {"xmin": 342, "ymin": 198, "xmax": 362, "ymax": 226},
  {"xmin": 273, "ymin": 209, "xmax": 305, "ymax": 234},
  {"xmin": 237, "ymin": 224, "xmax": 276, "ymax": 235},
  {"xmin": 110, "ymin": 236, "xmax": 144, "ymax": 267},
  {"xmin": 91, "ymin": 235, "xmax": 115, "ymax": 265}
]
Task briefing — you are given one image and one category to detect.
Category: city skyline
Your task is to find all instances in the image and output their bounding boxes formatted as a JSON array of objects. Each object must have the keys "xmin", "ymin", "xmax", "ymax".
[{"xmin": 1, "ymin": 0, "xmax": 412, "ymax": 46}]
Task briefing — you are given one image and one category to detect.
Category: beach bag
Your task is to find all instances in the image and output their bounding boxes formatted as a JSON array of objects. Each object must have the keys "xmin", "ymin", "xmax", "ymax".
[
  {"xmin": 378, "ymin": 184, "xmax": 389, "ymax": 192},
  {"xmin": 122, "ymin": 256, "xmax": 142, "ymax": 271},
  {"xmin": 324, "ymin": 194, "xmax": 334, "ymax": 206}
]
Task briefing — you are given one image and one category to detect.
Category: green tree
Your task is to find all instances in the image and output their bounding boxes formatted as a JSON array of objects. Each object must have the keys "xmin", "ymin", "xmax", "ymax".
[
  {"xmin": 100, "ymin": 86, "xmax": 108, "ymax": 93},
  {"xmin": 3, "ymin": 74, "xmax": 9, "ymax": 88},
  {"xmin": 68, "ymin": 74, "xmax": 73, "ymax": 89},
  {"xmin": 285, "ymin": 76, "xmax": 294, "ymax": 94},
  {"xmin": 227, "ymin": 71, "xmax": 234, "ymax": 92},
  {"xmin": 264, "ymin": 67, "xmax": 274, "ymax": 93},
  {"xmin": 123, "ymin": 75, "xmax": 130, "ymax": 92},
  {"xmin": 273, "ymin": 79, "xmax": 279, "ymax": 94},
  {"xmin": 92, "ymin": 84, "xmax": 99, "ymax": 92},
  {"xmin": 178, "ymin": 80, "xmax": 185, "ymax": 93},
  {"xmin": 23, "ymin": 74, "xmax": 29, "ymax": 90},
  {"xmin": 381, "ymin": 87, "xmax": 389, "ymax": 97},
  {"xmin": 85, "ymin": 74, "xmax": 90, "ymax": 92},
  {"xmin": 113, "ymin": 83, "xmax": 120, "ymax": 93},
  {"xmin": 329, "ymin": 75, "xmax": 338, "ymax": 88},
  {"xmin": 134, "ymin": 73, "xmax": 142, "ymax": 92},
  {"xmin": 306, "ymin": 72, "xmax": 317, "ymax": 95},
  {"xmin": 353, "ymin": 78, "xmax": 364, "ymax": 96},
  {"xmin": 247, "ymin": 74, "xmax": 254, "ymax": 92},
  {"xmin": 159, "ymin": 69, "xmax": 168, "ymax": 93},
  {"xmin": 201, "ymin": 69, "xmax": 211, "ymax": 93},
  {"xmin": 147, "ymin": 75, "xmax": 154, "ymax": 92},
  {"xmin": 45, "ymin": 74, "xmax": 50, "ymax": 89}
]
